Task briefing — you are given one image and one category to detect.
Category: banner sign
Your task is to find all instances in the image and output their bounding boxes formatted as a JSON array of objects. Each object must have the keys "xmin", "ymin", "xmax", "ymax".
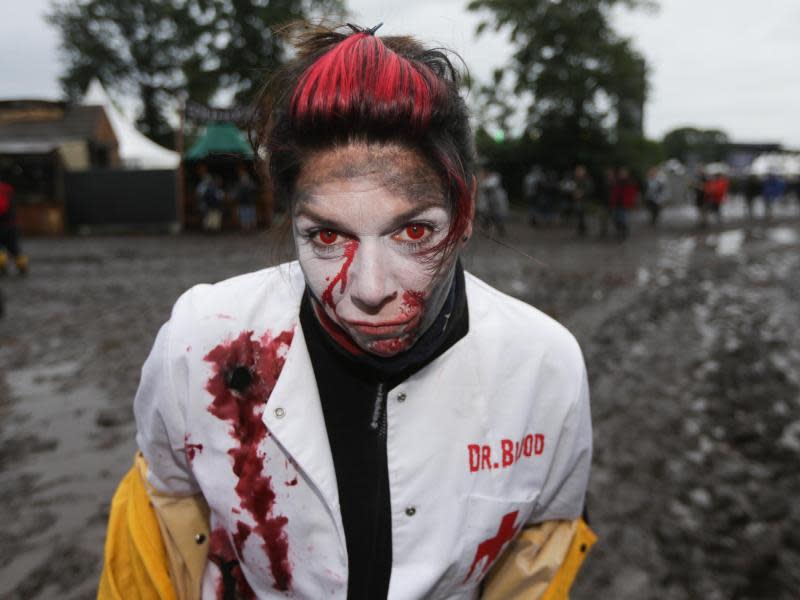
[{"xmin": 184, "ymin": 100, "xmax": 252, "ymax": 124}]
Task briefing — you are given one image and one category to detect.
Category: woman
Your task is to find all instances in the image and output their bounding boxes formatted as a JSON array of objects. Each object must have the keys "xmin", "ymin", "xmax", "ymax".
[{"xmin": 100, "ymin": 24, "xmax": 594, "ymax": 600}]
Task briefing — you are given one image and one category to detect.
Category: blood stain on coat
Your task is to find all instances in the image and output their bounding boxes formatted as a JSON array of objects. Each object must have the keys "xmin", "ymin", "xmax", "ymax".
[
  {"xmin": 209, "ymin": 527, "xmax": 256, "ymax": 600},
  {"xmin": 463, "ymin": 510, "xmax": 521, "ymax": 582},
  {"xmin": 184, "ymin": 434, "xmax": 204, "ymax": 462},
  {"xmin": 205, "ymin": 328, "xmax": 295, "ymax": 592},
  {"xmin": 285, "ymin": 477, "xmax": 298, "ymax": 487}
]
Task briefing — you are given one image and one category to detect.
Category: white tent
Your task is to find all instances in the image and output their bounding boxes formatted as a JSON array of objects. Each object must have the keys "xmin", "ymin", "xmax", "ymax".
[
  {"xmin": 749, "ymin": 153, "xmax": 800, "ymax": 177},
  {"xmin": 82, "ymin": 79, "xmax": 180, "ymax": 170}
]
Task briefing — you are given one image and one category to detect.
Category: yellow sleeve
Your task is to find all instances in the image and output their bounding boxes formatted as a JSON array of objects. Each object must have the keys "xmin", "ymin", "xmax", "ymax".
[
  {"xmin": 98, "ymin": 454, "xmax": 210, "ymax": 600},
  {"xmin": 481, "ymin": 518, "xmax": 597, "ymax": 600},
  {"xmin": 98, "ymin": 456, "xmax": 177, "ymax": 600}
]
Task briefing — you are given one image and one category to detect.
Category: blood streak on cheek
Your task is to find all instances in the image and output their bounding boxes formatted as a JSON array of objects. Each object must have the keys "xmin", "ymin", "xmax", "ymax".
[
  {"xmin": 321, "ymin": 240, "xmax": 359, "ymax": 310},
  {"xmin": 205, "ymin": 328, "xmax": 295, "ymax": 592},
  {"xmin": 401, "ymin": 289, "xmax": 425, "ymax": 316}
]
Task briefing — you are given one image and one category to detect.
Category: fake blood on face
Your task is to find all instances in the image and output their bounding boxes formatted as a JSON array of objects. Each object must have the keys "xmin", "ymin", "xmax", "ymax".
[
  {"xmin": 205, "ymin": 328, "xmax": 295, "ymax": 593},
  {"xmin": 321, "ymin": 240, "xmax": 359, "ymax": 309},
  {"xmin": 401, "ymin": 289, "xmax": 425, "ymax": 315}
]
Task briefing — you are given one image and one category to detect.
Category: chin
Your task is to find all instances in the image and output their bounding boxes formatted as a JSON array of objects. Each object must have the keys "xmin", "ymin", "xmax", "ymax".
[{"xmin": 364, "ymin": 334, "xmax": 416, "ymax": 357}]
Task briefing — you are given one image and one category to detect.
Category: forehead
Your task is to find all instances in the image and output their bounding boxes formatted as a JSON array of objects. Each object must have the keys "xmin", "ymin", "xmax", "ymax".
[{"xmin": 294, "ymin": 142, "xmax": 446, "ymax": 210}]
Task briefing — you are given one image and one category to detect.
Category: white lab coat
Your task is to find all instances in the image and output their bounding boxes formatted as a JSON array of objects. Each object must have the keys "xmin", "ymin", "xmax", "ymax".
[{"xmin": 135, "ymin": 261, "xmax": 592, "ymax": 599}]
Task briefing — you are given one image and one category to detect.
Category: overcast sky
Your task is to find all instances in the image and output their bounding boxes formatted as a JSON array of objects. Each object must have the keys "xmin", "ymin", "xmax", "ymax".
[{"xmin": 2, "ymin": 0, "xmax": 799, "ymax": 147}]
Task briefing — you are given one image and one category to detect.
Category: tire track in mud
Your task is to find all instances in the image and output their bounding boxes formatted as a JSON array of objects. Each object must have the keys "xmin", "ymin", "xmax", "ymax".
[{"xmin": 572, "ymin": 228, "xmax": 800, "ymax": 599}]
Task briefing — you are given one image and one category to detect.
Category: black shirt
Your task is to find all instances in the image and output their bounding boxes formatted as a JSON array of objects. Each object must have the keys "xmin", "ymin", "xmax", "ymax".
[{"xmin": 300, "ymin": 263, "xmax": 469, "ymax": 600}]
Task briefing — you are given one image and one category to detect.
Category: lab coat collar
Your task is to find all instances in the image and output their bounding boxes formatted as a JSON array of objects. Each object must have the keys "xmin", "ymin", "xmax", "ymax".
[{"xmin": 261, "ymin": 319, "xmax": 345, "ymax": 545}]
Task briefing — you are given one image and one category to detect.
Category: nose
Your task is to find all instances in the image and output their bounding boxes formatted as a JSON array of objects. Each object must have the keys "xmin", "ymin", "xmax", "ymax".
[{"xmin": 349, "ymin": 240, "xmax": 396, "ymax": 313}]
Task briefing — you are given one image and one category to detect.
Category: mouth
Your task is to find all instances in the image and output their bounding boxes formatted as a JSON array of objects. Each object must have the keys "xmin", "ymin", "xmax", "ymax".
[{"xmin": 344, "ymin": 316, "xmax": 419, "ymax": 337}]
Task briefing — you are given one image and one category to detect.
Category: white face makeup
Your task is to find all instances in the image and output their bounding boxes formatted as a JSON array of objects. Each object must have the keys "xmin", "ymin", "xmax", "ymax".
[{"xmin": 293, "ymin": 143, "xmax": 466, "ymax": 357}]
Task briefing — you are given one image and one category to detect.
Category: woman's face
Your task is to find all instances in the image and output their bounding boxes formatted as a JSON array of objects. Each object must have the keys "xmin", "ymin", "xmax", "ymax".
[{"xmin": 293, "ymin": 143, "xmax": 468, "ymax": 357}]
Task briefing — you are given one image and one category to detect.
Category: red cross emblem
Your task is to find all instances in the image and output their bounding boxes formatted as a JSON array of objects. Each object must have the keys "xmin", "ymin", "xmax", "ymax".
[{"xmin": 463, "ymin": 510, "xmax": 521, "ymax": 582}]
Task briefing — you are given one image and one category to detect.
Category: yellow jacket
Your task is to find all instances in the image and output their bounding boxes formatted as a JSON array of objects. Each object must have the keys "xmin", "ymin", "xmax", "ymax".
[{"xmin": 99, "ymin": 455, "xmax": 596, "ymax": 600}]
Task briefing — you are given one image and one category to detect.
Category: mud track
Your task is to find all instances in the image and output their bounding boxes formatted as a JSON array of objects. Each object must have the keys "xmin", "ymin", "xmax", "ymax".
[{"xmin": 1, "ymin": 205, "xmax": 798, "ymax": 598}]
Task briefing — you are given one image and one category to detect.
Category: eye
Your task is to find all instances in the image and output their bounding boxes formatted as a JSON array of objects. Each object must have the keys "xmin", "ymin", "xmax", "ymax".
[
  {"xmin": 405, "ymin": 225, "xmax": 426, "ymax": 240},
  {"xmin": 317, "ymin": 229, "xmax": 338, "ymax": 245},
  {"xmin": 394, "ymin": 223, "xmax": 433, "ymax": 243}
]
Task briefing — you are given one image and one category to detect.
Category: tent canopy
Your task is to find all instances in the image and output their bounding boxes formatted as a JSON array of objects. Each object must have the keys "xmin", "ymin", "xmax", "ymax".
[
  {"xmin": 82, "ymin": 78, "xmax": 180, "ymax": 170},
  {"xmin": 185, "ymin": 123, "xmax": 253, "ymax": 160},
  {"xmin": 749, "ymin": 153, "xmax": 800, "ymax": 177}
]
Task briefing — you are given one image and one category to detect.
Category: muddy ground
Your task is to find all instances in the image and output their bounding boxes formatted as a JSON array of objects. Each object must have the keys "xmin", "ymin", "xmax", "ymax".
[{"xmin": 1, "ymin": 200, "xmax": 799, "ymax": 599}]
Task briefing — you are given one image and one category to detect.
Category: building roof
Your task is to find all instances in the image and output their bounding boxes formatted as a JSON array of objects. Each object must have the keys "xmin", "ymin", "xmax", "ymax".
[{"xmin": 0, "ymin": 103, "xmax": 109, "ymax": 143}]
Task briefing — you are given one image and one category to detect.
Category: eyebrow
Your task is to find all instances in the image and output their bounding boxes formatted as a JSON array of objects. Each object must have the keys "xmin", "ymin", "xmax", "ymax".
[{"xmin": 294, "ymin": 196, "xmax": 448, "ymax": 234}]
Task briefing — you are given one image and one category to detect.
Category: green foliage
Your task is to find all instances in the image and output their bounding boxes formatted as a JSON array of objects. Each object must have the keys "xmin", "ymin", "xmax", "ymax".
[
  {"xmin": 662, "ymin": 127, "xmax": 730, "ymax": 165},
  {"xmin": 48, "ymin": 0, "xmax": 344, "ymax": 148},
  {"xmin": 468, "ymin": 0, "xmax": 657, "ymax": 177}
]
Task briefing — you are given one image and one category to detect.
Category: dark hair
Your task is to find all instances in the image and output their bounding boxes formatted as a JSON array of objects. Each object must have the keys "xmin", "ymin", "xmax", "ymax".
[{"xmin": 250, "ymin": 23, "xmax": 475, "ymax": 257}]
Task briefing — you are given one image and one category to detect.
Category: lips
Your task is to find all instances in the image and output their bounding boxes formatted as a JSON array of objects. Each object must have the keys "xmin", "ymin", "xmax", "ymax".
[{"xmin": 345, "ymin": 316, "xmax": 419, "ymax": 337}]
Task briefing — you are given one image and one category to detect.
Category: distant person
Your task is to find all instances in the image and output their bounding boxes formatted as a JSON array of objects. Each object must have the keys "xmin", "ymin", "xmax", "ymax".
[
  {"xmin": 233, "ymin": 164, "xmax": 258, "ymax": 232},
  {"xmin": 477, "ymin": 168, "xmax": 509, "ymax": 237},
  {"xmin": 0, "ymin": 172, "xmax": 28, "ymax": 276},
  {"xmin": 691, "ymin": 167, "xmax": 708, "ymax": 228},
  {"xmin": 196, "ymin": 164, "xmax": 223, "ymax": 232},
  {"xmin": 703, "ymin": 172, "xmax": 729, "ymax": 224},
  {"xmin": 597, "ymin": 168, "xmax": 615, "ymax": 238},
  {"xmin": 762, "ymin": 172, "xmax": 786, "ymax": 222},
  {"xmin": 523, "ymin": 165, "xmax": 543, "ymax": 226},
  {"xmin": 568, "ymin": 165, "xmax": 594, "ymax": 236},
  {"xmin": 610, "ymin": 167, "xmax": 638, "ymax": 240},
  {"xmin": 743, "ymin": 174, "xmax": 762, "ymax": 220},
  {"xmin": 644, "ymin": 167, "xmax": 667, "ymax": 226},
  {"xmin": 538, "ymin": 170, "xmax": 561, "ymax": 226}
]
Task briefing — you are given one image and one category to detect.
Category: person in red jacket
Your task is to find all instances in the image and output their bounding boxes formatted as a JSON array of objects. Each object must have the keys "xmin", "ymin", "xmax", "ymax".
[
  {"xmin": 0, "ymin": 173, "xmax": 28, "ymax": 275},
  {"xmin": 609, "ymin": 167, "xmax": 639, "ymax": 240},
  {"xmin": 703, "ymin": 173, "xmax": 729, "ymax": 224}
]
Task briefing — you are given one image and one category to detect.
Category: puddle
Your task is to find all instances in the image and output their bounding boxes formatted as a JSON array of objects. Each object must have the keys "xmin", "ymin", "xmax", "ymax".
[
  {"xmin": 767, "ymin": 226, "xmax": 799, "ymax": 246},
  {"xmin": 716, "ymin": 229, "xmax": 745, "ymax": 256},
  {"xmin": 0, "ymin": 361, "xmax": 136, "ymax": 597}
]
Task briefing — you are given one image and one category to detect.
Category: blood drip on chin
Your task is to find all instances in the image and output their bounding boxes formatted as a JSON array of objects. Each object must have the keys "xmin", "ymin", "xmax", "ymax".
[
  {"xmin": 370, "ymin": 337, "xmax": 412, "ymax": 355},
  {"xmin": 205, "ymin": 329, "xmax": 295, "ymax": 592}
]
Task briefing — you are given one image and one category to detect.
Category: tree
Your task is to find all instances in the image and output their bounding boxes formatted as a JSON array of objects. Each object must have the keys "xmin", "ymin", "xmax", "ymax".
[
  {"xmin": 662, "ymin": 127, "xmax": 730, "ymax": 165},
  {"xmin": 48, "ymin": 0, "xmax": 343, "ymax": 148},
  {"xmin": 468, "ymin": 0, "xmax": 655, "ymax": 173}
]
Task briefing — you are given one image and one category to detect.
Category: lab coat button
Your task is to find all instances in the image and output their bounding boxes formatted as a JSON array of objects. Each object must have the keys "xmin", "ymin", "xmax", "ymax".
[
  {"xmin": 274, "ymin": 407, "xmax": 286, "ymax": 418},
  {"xmin": 405, "ymin": 506, "xmax": 417, "ymax": 517},
  {"xmin": 397, "ymin": 393, "xmax": 407, "ymax": 403}
]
